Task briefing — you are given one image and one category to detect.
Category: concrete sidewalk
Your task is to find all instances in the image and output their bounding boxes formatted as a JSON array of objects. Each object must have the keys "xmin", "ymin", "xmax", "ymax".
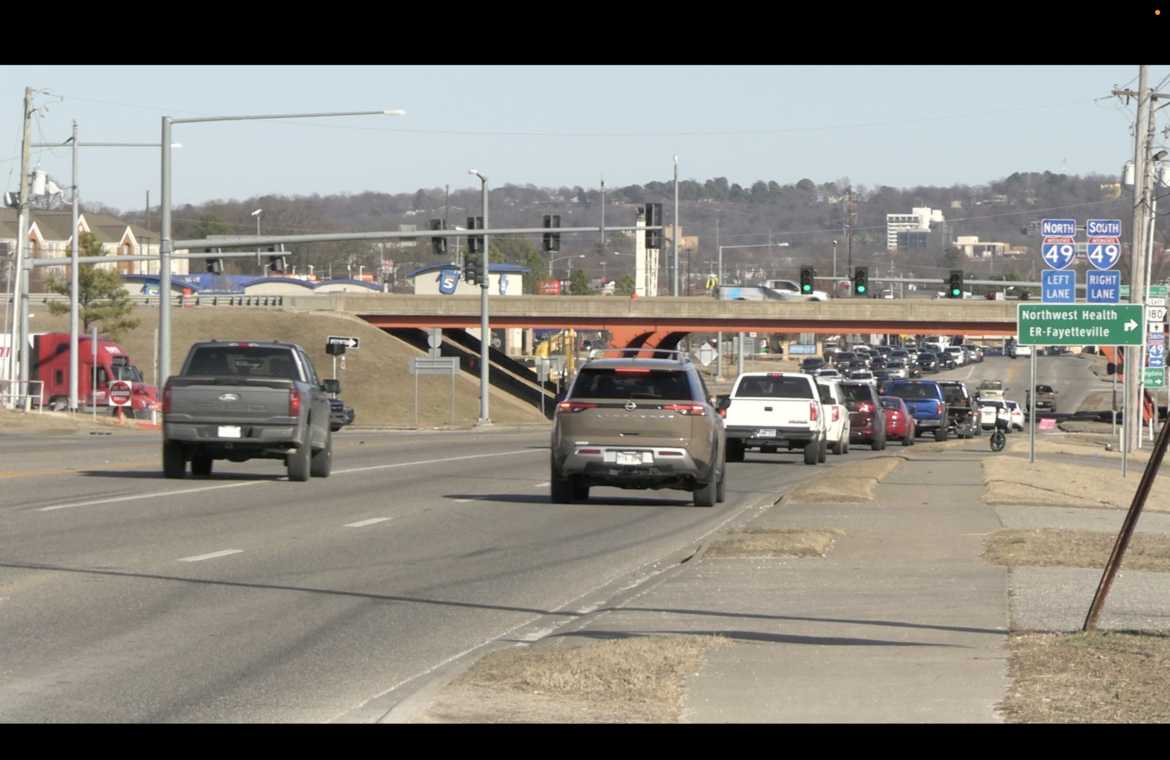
[{"xmin": 558, "ymin": 448, "xmax": 1012, "ymax": 722}]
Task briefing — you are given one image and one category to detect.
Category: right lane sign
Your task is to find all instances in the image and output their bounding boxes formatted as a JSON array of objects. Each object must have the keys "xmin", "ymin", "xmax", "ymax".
[{"xmin": 1017, "ymin": 304, "xmax": 1143, "ymax": 346}]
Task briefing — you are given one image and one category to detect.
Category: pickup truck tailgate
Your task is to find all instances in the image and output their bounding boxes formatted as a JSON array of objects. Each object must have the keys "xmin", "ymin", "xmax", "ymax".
[{"xmin": 165, "ymin": 377, "xmax": 297, "ymax": 425}]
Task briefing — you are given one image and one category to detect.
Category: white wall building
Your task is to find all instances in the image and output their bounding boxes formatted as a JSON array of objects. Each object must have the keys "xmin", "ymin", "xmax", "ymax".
[{"xmin": 886, "ymin": 207, "xmax": 944, "ymax": 251}]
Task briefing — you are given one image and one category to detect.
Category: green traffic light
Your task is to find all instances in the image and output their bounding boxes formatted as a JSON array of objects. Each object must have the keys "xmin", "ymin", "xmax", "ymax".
[{"xmin": 857, "ymin": 285, "xmax": 866, "ymax": 294}]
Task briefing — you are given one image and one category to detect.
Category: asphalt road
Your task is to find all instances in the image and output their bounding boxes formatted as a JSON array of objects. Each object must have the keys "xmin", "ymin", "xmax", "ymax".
[
  {"xmin": 0, "ymin": 353, "xmax": 1105, "ymax": 722},
  {"xmin": 0, "ymin": 424, "xmax": 884, "ymax": 722}
]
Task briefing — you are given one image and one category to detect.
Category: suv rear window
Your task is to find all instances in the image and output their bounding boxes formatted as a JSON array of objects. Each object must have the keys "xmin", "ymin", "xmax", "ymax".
[
  {"xmin": 839, "ymin": 383, "xmax": 876, "ymax": 403},
  {"xmin": 735, "ymin": 376, "xmax": 814, "ymax": 399},
  {"xmin": 574, "ymin": 368, "xmax": 693, "ymax": 400}
]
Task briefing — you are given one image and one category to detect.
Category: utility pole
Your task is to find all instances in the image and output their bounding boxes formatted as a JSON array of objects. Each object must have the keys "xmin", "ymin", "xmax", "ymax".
[
  {"xmin": 672, "ymin": 155, "xmax": 679, "ymax": 297},
  {"xmin": 1121, "ymin": 67, "xmax": 1151, "ymax": 454},
  {"xmin": 12, "ymin": 87, "xmax": 33, "ymax": 410}
]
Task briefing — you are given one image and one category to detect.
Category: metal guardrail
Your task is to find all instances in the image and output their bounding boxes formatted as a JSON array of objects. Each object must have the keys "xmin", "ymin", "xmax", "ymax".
[
  {"xmin": 28, "ymin": 294, "xmax": 286, "ymax": 308},
  {"xmin": 0, "ymin": 380, "xmax": 45, "ymax": 412}
]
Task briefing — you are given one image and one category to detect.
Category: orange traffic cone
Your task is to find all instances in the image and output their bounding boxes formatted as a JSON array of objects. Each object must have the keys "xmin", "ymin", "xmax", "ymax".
[{"xmin": 116, "ymin": 406, "xmax": 125, "ymax": 425}]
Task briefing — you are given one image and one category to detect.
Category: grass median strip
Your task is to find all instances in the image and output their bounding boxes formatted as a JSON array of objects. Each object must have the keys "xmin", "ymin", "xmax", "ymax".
[
  {"xmin": 983, "ymin": 528, "xmax": 1170, "ymax": 572},
  {"xmin": 704, "ymin": 528, "xmax": 843, "ymax": 559},
  {"xmin": 982, "ymin": 457, "xmax": 1170, "ymax": 512},
  {"xmin": 415, "ymin": 635, "xmax": 730, "ymax": 723},
  {"xmin": 787, "ymin": 456, "xmax": 904, "ymax": 503},
  {"xmin": 1000, "ymin": 631, "xmax": 1170, "ymax": 723}
]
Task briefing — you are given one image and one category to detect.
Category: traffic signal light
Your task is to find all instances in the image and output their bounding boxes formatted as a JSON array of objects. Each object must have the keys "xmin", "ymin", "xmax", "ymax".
[
  {"xmin": 269, "ymin": 255, "xmax": 287, "ymax": 274},
  {"xmin": 948, "ymin": 270, "xmax": 964, "ymax": 299},
  {"xmin": 464, "ymin": 257, "xmax": 487, "ymax": 287},
  {"xmin": 543, "ymin": 215, "xmax": 561, "ymax": 252},
  {"xmin": 467, "ymin": 216, "xmax": 484, "ymax": 254},
  {"xmin": 645, "ymin": 203, "xmax": 662, "ymax": 248},
  {"xmin": 205, "ymin": 248, "xmax": 222, "ymax": 275},
  {"xmin": 985, "ymin": 290, "xmax": 995, "ymax": 300},
  {"xmin": 799, "ymin": 266, "xmax": 816, "ymax": 294},
  {"xmin": 429, "ymin": 219, "xmax": 447, "ymax": 256},
  {"xmin": 853, "ymin": 266, "xmax": 869, "ymax": 296}
]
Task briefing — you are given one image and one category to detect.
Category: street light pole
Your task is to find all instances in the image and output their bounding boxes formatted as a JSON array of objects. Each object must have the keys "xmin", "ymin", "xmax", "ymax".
[
  {"xmin": 714, "ymin": 242, "xmax": 789, "ymax": 381},
  {"xmin": 673, "ymin": 155, "xmax": 679, "ymax": 297},
  {"xmin": 470, "ymin": 169, "xmax": 490, "ymax": 425},
  {"xmin": 158, "ymin": 109, "xmax": 403, "ymax": 389}
]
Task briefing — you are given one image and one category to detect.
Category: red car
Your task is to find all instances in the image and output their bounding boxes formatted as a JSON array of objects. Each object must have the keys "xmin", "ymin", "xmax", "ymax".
[{"xmin": 880, "ymin": 396, "xmax": 916, "ymax": 446}]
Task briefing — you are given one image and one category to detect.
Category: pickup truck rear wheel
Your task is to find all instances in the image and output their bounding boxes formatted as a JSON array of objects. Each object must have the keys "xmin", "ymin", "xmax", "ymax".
[
  {"xmin": 803, "ymin": 441, "xmax": 819, "ymax": 465},
  {"xmin": 726, "ymin": 439, "xmax": 745, "ymax": 462},
  {"xmin": 163, "ymin": 442, "xmax": 186, "ymax": 479},
  {"xmin": 817, "ymin": 438, "xmax": 827, "ymax": 463},
  {"xmin": 287, "ymin": 442, "xmax": 311, "ymax": 482},
  {"xmin": 311, "ymin": 430, "xmax": 333, "ymax": 478},
  {"xmin": 934, "ymin": 427, "xmax": 949, "ymax": 442}
]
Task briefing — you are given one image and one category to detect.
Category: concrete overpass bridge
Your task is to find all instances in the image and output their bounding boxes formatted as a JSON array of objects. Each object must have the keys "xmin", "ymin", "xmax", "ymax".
[{"xmin": 283, "ymin": 294, "xmax": 1020, "ymax": 349}]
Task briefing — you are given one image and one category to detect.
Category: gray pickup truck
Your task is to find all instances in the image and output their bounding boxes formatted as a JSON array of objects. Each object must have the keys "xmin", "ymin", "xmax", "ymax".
[{"xmin": 162, "ymin": 341, "xmax": 338, "ymax": 481}]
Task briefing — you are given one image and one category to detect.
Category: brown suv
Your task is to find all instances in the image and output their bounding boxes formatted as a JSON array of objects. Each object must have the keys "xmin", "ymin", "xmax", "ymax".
[{"xmin": 550, "ymin": 349, "xmax": 726, "ymax": 506}]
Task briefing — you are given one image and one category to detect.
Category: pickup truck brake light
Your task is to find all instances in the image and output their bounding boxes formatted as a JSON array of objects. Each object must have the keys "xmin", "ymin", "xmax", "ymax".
[
  {"xmin": 289, "ymin": 389, "xmax": 303, "ymax": 417},
  {"xmin": 162, "ymin": 386, "xmax": 171, "ymax": 414},
  {"xmin": 832, "ymin": 406, "xmax": 840, "ymax": 422},
  {"xmin": 809, "ymin": 402, "xmax": 818, "ymax": 421},
  {"xmin": 936, "ymin": 400, "xmax": 945, "ymax": 415}
]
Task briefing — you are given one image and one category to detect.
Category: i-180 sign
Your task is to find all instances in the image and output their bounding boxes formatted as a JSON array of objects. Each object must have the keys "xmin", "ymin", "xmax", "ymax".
[{"xmin": 1017, "ymin": 304, "xmax": 1143, "ymax": 346}]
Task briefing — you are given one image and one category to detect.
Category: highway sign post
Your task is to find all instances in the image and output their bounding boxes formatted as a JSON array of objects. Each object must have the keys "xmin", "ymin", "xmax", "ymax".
[{"xmin": 1017, "ymin": 304, "xmax": 1143, "ymax": 346}]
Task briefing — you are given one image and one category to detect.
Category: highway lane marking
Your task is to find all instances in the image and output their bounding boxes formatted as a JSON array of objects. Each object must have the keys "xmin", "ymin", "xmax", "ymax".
[
  {"xmin": 0, "ymin": 461, "xmax": 157, "ymax": 480},
  {"xmin": 34, "ymin": 449, "xmax": 544, "ymax": 512},
  {"xmin": 533, "ymin": 482, "xmax": 550, "ymax": 488},
  {"xmin": 38, "ymin": 480, "xmax": 267, "ymax": 511},
  {"xmin": 177, "ymin": 549, "xmax": 243, "ymax": 562},
  {"xmin": 345, "ymin": 517, "xmax": 393, "ymax": 527}
]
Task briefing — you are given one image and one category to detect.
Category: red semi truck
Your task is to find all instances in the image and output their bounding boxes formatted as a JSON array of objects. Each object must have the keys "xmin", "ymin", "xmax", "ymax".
[{"xmin": 28, "ymin": 332, "xmax": 159, "ymax": 415}]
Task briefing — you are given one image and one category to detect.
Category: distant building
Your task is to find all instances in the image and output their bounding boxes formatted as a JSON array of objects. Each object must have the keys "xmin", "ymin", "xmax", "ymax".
[
  {"xmin": 887, "ymin": 207, "xmax": 947, "ymax": 252},
  {"xmin": 0, "ymin": 209, "xmax": 184, "ymax": 292},
  {"xmin": 954, "ymin": 236, "xmax": 1008, "ymax": 260}
]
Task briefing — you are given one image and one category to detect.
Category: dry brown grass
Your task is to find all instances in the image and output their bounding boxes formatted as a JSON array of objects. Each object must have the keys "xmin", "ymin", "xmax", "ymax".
[
  {"xmin": 415, "ymin": 635, "xmax": 730, "ymax": 723},
  {"xmin": 982, "ymin": 456, "xmax": 1170, "ymax": 512},
  {"xmin": 787, "ymin": 455, "xmax": 904, "ymax": 503},
  {"xmin": 1000, "ymin": 631, "xmax": 1170, "ymax": 723},
  {"xmin": 18, "ymin": 305, "xmax": 547, "ymax": 429},
  {"xmin": 983, "ymin": 528, "xmax": 1170, "ymax": 572},
  {"xmin": 703, "ymin": 527, "xmax": 843, "ymax": 558}
]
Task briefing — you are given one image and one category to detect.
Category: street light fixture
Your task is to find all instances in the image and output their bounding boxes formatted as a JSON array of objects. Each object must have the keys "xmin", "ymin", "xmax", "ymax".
[
  {"xmin": 469, "ymin": 168, "xmax": 490, "ymax": 425},
  {"xmin": 159, "ymin": 109, "xmax": 403, "ymax": 388}
]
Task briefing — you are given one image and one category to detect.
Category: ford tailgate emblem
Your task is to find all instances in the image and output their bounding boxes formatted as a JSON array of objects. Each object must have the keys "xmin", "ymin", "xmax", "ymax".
[
  {"xmin": 625, "ymin": 401, "xmax": 637, "ymax": 411},
  {"xmin": 218, "ymin": 392, "xmax": 241, "ymax": 401}
]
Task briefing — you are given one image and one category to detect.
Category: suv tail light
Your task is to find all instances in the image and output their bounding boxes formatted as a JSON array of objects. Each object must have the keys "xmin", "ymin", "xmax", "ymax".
[
  {"xmin": 663, "ymin": 403, "xmax": 706, "ymax": 415},
  {"xmin": 289, "ymin": 389, "xmax": 303, "ymax": 417},
  {"xmin": 162, "ymin": 386, "xmax": 171, "ymax": 414},
  {"xmin": 557, "ymin": 401, "xmax": 598, "ymax": 414}
]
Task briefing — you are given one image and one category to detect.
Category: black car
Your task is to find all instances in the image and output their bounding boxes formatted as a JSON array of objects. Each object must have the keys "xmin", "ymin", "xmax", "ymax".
[
  {"xmin": 800, "ymin": 357, "xmax": 827, "ymax": 374},
  {"xmin": 329, "ymin": 398, "xmax": 355, "ymax": 431},
  {"xmin": 936, "ymin": 352, "xmax": 956, "ymax": 370},
  {"xmin": 916, "ymin": 352, "xmax": 939, "ymax": 373}
]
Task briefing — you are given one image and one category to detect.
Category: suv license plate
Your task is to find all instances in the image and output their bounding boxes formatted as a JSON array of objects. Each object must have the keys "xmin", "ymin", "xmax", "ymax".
[
  {"xmin": 617, "ymin": 451, "xmax": 645, "ymax": 465},
  {"xmin": 218, "ymin": 426, "xmax": 242, "ymax": 438}
]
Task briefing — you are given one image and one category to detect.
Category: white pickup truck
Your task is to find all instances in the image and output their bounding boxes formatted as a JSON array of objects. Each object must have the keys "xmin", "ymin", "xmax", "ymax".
[
  {"xmin": 717, "ymin": 371, "xmax": 827, "ymax": 465},
  {"xmin": 714, "ymin": 279, "xmax": 830, "ymax": 302}
]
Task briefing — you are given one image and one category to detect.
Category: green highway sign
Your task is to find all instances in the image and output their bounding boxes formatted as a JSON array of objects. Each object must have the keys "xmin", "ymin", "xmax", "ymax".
[
  {"xmin": 1145, "ymin": 367, "xmax": 1165, "ymax": 388},
  {"xmin": 1017, "ymin": 304, "xmax": 1144, "ymax": 346},
  {"xmin": 1151, "ymin": 285, "xmax": 1169, "ymax": 298}
]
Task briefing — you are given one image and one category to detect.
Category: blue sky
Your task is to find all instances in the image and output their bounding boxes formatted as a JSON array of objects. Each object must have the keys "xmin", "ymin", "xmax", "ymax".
[{"xmin": 0, "ymin": 66, "xmax": 1162, "ymax": 213}]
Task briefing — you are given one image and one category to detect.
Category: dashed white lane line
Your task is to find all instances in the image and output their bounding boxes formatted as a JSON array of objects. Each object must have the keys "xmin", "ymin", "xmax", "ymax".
[
  {"xmin": 345, "ymin": 517, "xmax": 393, "ymax": 528},
  {"xmin": 533, "ymin": 482, "xmax": 550, "ymax": 488},
  {"xmin": 36, "ymin": 448, "xmax": 544, "ymax": 513},
  {"xmin": 178, "ymin": 549, "xmax": 243, "ymax": 563}
]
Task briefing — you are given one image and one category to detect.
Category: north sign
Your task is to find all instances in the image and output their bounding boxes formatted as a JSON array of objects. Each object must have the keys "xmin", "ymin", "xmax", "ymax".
[
  {"xmin": 1017, "ymin": 304, "xmax": 1143, "ymax": 346},
  {"xmin": 1041, "ymin": 219, "xmax": 1077, "ymax": 237}
]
